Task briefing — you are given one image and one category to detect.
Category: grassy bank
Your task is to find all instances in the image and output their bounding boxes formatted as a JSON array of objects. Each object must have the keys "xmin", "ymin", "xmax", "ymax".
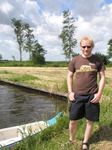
[
  {"xmin": 0, "ymin": 67, "xmax": 68, "ymax": 93},
  {"xmin": 0, "ymin": 67, "xmax": 112, "ymax": 150}
]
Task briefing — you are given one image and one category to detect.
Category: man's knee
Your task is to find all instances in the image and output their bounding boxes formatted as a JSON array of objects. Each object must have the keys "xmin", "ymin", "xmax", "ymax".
[
  {"xmin": 86, "ymin": 119, "xmax": 93, "ymax": 125},
  {"xmin": 70, "ymin": 120, "xmax": 77, "ymax": 126}
]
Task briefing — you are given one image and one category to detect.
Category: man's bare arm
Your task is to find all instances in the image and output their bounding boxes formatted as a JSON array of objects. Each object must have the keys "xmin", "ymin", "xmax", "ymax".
[
  {"xmin": 67, "ymin": 71, "xmax": 75, "ymax": 101},
  {"xmin": 91, "ymin": 70, "xmax": 105, "ymax": 103}
]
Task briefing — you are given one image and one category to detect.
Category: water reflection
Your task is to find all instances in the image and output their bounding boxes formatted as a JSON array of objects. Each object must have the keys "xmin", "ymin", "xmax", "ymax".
[{"xmin": 0, "ymin": 83, "xmax": 67, "ymax": 129}]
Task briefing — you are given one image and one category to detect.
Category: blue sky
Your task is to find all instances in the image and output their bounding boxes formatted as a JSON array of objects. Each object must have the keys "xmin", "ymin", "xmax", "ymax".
[{"xmin": 0, "ymin": 0, "xmax": 112, "ymax": 61}]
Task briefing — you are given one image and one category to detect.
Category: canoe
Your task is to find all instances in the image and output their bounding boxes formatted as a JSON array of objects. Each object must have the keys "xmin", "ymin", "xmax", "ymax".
[{"xmin": 0, "ymin": 112, "xmax": 63, "ymax": 149}]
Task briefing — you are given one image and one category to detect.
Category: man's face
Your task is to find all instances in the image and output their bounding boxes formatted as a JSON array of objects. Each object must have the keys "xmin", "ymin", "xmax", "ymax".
[{"xmin": 80, "ymin": 40, "xmax": 93, "ymax": 57}]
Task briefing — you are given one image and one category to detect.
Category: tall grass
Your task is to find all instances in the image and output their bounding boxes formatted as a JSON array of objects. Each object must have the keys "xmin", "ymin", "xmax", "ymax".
[
  {"xmin": 9, "ymin": 74, "xmax": 39, "ymax": 82},
  {"xmin": 53, "ymin": 79, "xmax": 68, "ymax": 93},
  {"xmin": 0, "ymin": 70, "xmax": 39, "ymax": 84},
  {"xmin": 0, "ymin": 70, "xmax": 13, "ymax": 74}
]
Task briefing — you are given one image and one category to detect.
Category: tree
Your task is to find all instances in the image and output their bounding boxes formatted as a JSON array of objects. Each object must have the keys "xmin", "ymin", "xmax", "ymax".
[
  {"xmin": 30, "ymin": 41, "xmax": 47, "ymax": 64},
  {"xmin": 0, "ymin": 54, "xmax": 2, "ymax": 61},
  {"xmin": 108, "ymin": 39, "xmax": 112, "ymax": 59},
  {"xmin": 11, "ymin": 18, "xmax": 25, "ymax": 61},
  {"xmin": 12, "ymin": 55, "xmax": 16, "ymax": 61},
  {"xmin": 72, "ymin": 52, "xmax": 79, "ymax": 57},
  {"xmin": 59, "ymin": 10, "xmax": 77, "ymax": 61},
  {"xmin": 95, "ymin": 52, "xmax": 109, "ymax": 65},
  {"xmin": 24, "ymin": 23, "xmax": 35, "ymax": 60}
]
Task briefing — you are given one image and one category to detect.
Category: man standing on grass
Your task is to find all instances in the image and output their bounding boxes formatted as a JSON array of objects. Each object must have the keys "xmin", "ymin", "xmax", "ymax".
[{"xmin": 67, "ymin": 36, "xmax": 105, "ymax": 150}]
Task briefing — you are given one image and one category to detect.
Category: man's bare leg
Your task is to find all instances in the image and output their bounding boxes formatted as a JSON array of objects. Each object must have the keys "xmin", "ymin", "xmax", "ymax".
[
  {"xmin": 69, "ymin": 120, "xmax": 78, "ymax": 141},
  {"xmin": 83, "ymin": 119, "xmax": 93, "ymax": 149}
]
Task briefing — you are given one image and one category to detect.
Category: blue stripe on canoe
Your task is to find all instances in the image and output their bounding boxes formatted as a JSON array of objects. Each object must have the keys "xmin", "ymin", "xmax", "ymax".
[{"xmin": 47, "ymin": 112, "xmax": 63, "ymax": 126}]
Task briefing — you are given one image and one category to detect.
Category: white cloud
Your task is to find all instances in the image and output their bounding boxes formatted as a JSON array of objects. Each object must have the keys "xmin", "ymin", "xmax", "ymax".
[
  {"xmin": 23, "ymin": 0, "xmax": 42, "ymax": 26},
  {"xmin": 39, "ymin": 0, "xmax": 62, "ymax": 13},
  {"xmin": 0, "ymin": 40, "xmax": 16, "ymax": 59},
  {"xmin": 0, "ymin": 1, "xmax": 13, "ymax": 15},
  {"xmin": 74, "ymin": 0, "xmax": 105, "ymax": 20},
  {"xmin": 0, "ymin": 24, "xmax": 13, "ymax": 38},
  {"xmin": 76, "ymin": 16, "xmax": 104, "ymax": 42}
]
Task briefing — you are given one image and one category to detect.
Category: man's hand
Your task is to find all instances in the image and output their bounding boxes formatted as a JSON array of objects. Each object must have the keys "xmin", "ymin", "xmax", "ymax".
[
  {"xmin": 69, "ymin": 92, "xmax": 75, "ymax": 102},
  {"xmin": 91, "ymin": 93, "xmax": 101, "ymax": 103}
]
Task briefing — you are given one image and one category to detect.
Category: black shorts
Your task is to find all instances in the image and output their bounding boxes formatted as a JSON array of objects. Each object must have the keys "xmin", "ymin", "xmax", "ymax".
[{"xmin": 69, "ymin": 94, "xmax": 100, "ymax": 122}]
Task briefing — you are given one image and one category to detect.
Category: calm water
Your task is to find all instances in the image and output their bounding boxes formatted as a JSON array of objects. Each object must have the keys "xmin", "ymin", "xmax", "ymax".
[{"xmin": 0, "ymin": 83, "xmax": 67, "ymax": 129}]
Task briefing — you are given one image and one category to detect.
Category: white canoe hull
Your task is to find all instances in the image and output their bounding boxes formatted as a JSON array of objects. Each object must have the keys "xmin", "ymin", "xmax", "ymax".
[
  {"xmin": 0, "ymin": 112, "xmax": 62, "ymax": 149},
  {"xmin": 0, "ymin": 121, "xmax": 48, "ymax": 148}
]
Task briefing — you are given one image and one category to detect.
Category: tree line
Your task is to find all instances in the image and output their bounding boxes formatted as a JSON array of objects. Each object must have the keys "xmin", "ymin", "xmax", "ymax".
[{"xmin": 0, "ymin": 10, "xmax": 112, "ymax": 65}]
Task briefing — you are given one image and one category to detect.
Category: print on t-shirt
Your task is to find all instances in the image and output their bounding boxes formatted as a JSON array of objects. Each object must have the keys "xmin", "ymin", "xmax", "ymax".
[{"xmin": 76, "ymin": 65, "xmax": 97, "ymax": 72}]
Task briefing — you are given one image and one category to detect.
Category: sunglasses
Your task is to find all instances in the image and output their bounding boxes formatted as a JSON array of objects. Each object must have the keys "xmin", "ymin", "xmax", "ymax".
[{"xmin": 82, "ymin": 46, "xmax": 92, "ymax": 49}]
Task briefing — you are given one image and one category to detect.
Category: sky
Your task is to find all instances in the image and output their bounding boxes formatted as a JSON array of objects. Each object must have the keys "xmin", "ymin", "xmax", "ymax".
[{"xmin": 0, "ymin": 0, "xmax": 112, "ymax": 61}]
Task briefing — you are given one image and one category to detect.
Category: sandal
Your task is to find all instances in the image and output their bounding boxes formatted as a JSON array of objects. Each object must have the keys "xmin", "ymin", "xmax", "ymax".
[
  {"xmin": 82, "ymin": 142, "xmax": 89, "ymax": 150},
  {"xmin": 68, "ymin": 139, "xmax": 73, "ymax": 143}
]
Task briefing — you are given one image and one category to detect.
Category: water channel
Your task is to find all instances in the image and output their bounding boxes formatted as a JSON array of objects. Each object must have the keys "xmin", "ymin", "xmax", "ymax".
[{"xmin": 0, "ymin": 82, "xmax": 67, "ymax": 129}]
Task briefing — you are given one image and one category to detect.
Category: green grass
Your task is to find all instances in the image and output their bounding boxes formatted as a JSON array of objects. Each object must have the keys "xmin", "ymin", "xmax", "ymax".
[
  {"xmin": 52, "ymin": 79, "xmax": 68, "ymax": 93},
  {"xmin": 103, "ymin": 87, "xmax": 112, "ymax": 96},
  {"xmin": 0, "ymin": 70, "xmax": 13, "ymax": 74},
  {"xmin": 106, "ymin": 62, "xmax": 112, "ymax": 67},
  {"xmin": 9, "ymin": 74, "xmax": 38, "ymax": 82},
  {"xmin": 0, "ymin": 70, "xmax": 39, "ymax": 84},
  {"xmin": 0, "ymin": 60, "xmax": 69, "ymax": 67},
  {"xmin": 0, "ymin": 60, "xmax": 112, "ymax": 67}
]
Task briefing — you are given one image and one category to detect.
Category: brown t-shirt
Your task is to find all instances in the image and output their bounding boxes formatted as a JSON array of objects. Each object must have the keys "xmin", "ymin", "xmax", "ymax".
[{"xmin": 68, "ymin": 55, "xmax": 105, "ymax": 95}]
